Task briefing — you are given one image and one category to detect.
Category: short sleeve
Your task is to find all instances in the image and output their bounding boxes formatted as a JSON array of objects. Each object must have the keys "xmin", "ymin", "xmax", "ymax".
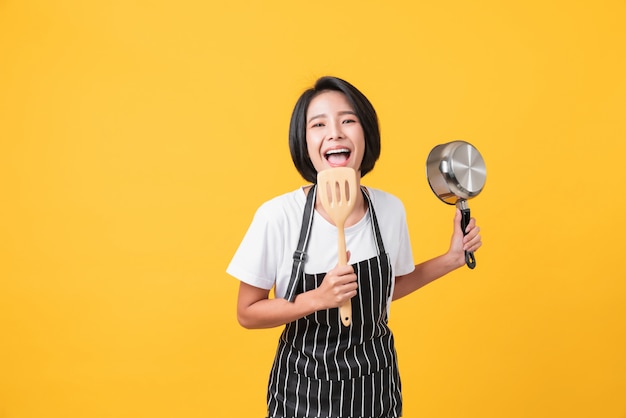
[{"xmin": 226, "ymin": 202, "xmax": 284, "ymax": 291}]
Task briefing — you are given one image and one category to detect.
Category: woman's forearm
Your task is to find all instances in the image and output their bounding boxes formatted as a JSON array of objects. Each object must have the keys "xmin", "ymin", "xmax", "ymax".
[
  {"xmin": 392, "ymin": 252, "xmax": 464, "ymax": 301},
  {"xmin": 237, "ymin": 283, "xmax": 322, "ymax": 329}
]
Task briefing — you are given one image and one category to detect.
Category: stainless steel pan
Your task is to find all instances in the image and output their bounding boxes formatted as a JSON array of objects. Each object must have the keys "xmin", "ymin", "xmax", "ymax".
[{"xmin": 426, "ymin": 140, "xmax": 486, "ymax": 269}]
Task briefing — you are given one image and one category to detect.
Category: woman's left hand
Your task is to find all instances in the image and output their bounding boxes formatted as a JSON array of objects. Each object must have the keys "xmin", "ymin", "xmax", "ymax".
[{"xmin": 448, "ymin": 209, "xmax": 482, "ymax": 268}]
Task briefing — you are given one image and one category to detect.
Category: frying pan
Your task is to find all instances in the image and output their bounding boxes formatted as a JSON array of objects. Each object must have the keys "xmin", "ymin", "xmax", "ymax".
[{"xmin": 426, "ymin": 140, "xmax": 486, "ymax": 269}]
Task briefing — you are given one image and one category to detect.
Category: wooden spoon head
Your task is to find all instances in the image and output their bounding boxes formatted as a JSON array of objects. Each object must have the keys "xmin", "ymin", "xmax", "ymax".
[{"xmin": 317, "ymin": 167, "xmax": 358, "ymax": 225}]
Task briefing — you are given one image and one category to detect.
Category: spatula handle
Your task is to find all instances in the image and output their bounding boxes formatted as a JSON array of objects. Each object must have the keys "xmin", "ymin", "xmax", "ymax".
[
  {"xmin": 337, "ymin": 228, "xmax": 348, "ymax": 266},
  {"xmin": 339, "ymin": 302, "xmax": 352, "ymax": 327},
  {"xmin": 337, "ymin": 227, "xmax": 352, "ymax": 327}
]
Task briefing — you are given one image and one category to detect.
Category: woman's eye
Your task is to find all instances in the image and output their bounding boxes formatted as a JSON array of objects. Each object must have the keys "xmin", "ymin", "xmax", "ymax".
[
  {"xmin": 342, "ymin": 118, "xmax": 356, "ymax": 124},
  {"xmin": 311, "ymin": 122, "xmax": 324, "ymax": 128}
]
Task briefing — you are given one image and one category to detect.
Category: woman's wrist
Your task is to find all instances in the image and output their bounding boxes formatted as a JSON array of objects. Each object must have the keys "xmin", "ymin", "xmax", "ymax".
[{"xmin": 443, "ymin": 249, "xmax": 465, "ymax": 271}]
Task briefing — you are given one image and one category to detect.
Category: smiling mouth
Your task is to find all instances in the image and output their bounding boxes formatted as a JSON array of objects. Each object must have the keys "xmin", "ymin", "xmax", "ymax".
[{"xmin": 325, "ymin": 148, "xmax": 351, "ymax": 165}]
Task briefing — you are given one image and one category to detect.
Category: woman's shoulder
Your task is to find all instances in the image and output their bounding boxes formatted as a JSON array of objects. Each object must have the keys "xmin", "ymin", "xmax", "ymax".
[{"xmin": 253, "ymin": 187, "xmax": 307, "ymax": 221}]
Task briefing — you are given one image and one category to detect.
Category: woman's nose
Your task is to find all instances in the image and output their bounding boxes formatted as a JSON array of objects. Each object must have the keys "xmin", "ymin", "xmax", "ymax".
[{"xmin": 328, "ymin": 121, "xmax": 344, "ymax": 140}]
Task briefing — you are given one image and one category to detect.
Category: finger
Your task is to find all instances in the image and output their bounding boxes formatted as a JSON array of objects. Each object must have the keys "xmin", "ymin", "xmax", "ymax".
[
  {"xmin": 454, "ymin": 209, "xmax": 462, "ymax": 232},
  {"xmin": 337, "ymin": 272, "xmax": 358, "ymax": 286},
  {"xmin": 333, "ymin": 264, "xmax": 355, "ymax": 276},
  {"xmin": 463, "ymin": 230, "xmax": 480, "ymax": 245},
  {"xmin": 340, "ymin": 282, "xmax": 358, "ymax": 298},
  {"xmin": 463, "ymin": 225, "xmax": 481, "ymax": 240},
  {"xmin": 343, "ymin": 289, "xmax": 358, "ymax": 300},
  {"xmin": 464, "ymin": 235, "xmax": 482, "ymax": 251},
  {"xmin": 341, "ymin": 282, "xmax": 358, "ymax": 293}
]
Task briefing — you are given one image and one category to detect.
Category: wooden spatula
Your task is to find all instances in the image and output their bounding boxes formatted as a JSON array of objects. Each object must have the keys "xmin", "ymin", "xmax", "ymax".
[{"xmin": 317, "ymin": 167, "xmax": 358, "ymax": 327}]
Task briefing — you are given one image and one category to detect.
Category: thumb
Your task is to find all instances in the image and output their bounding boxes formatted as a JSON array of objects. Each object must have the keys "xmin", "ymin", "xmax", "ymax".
[
  {"xmin": 453, "ymin": 209, "xmax": 463, "ymax": 235},
  {"xmin": 346, "ymin": 250, "xmax": 351, "ymax": 263}
]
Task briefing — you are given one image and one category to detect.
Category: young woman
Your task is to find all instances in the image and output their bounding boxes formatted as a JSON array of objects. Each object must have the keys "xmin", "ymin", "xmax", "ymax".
[{"xmin": 227, "ymin": 76, "xmax": 482, "ymax": 418}]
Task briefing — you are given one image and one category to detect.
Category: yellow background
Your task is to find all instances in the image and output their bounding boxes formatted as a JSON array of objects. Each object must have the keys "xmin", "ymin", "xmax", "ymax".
[{"xmin": 1, "ymin": 0, "xmax": 625, "ymax": 417}]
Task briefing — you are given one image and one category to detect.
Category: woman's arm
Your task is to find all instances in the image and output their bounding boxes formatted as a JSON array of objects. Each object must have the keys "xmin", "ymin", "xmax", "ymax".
[
  {"xmin": 237, "ymin": 262, "xmax": 358, "ymax": 329},
  {"xmin": 393, "ymin": 209, "xmax": 482, "ymax": 301}
]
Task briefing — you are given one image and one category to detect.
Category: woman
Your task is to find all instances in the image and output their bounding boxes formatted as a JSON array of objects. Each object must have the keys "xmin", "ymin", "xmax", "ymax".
[{"xmin": 227, "ymin": 76, "xmax": 482, "ymax": 417}]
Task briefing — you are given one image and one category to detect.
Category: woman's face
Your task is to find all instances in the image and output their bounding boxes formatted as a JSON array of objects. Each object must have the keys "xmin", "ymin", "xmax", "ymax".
[{"xmin": 305, "ymin": 90, "xmax": 365, "ymax": 177}]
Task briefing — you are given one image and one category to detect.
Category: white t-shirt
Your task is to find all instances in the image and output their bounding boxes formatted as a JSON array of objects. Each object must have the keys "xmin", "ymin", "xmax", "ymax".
[{"xmin": 227, "ymin": 186, "xmax": 415, "ymax": 300}]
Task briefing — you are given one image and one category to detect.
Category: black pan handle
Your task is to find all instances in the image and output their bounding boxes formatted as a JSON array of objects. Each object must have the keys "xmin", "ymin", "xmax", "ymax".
[{"xmin": 458, "ymin": 202, "xmax": 476, "ymax": 269}]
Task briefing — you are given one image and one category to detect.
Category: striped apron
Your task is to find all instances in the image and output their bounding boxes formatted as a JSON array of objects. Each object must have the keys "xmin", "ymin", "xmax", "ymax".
[{"xmin": 267, "ymin": 186, "xmax": 402, "ymax": 418}]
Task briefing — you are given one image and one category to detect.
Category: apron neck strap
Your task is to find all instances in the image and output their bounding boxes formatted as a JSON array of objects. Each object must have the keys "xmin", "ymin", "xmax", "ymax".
[
  {"xmin": 361, "ymin": 187, "xmax": 387, "ymax": 255},
  {"xmin": 284, "ymin": 185, "xmax": 317, "ymax": 302}
]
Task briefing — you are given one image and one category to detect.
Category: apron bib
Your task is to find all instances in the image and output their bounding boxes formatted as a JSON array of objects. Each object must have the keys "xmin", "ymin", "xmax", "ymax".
[{"xmin": 267, "ymin": 186, "xmax": 402, "ymax": 418}]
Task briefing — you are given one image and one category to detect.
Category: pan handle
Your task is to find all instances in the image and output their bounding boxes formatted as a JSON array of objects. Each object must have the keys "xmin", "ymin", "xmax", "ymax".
[{"xmin": 457, "ymin": 201, "xmax": 476, "ymax": 269}]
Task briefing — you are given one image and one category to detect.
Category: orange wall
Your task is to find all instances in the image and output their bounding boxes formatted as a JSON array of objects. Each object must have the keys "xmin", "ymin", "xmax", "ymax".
[{"xmin": 1, "ymin": 1, "xmax": 625, "ymax": 417}]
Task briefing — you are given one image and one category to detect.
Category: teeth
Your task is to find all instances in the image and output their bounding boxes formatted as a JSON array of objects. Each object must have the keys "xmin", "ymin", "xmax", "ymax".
[{"xmin": 325, "ymin": 148, "xmax": 350, "ymax": 155}]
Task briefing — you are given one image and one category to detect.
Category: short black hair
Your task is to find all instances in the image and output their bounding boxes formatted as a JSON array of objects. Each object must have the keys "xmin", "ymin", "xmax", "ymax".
[{"xmin": 289, "ymin": 76, "xmax": 381, "ymax": 184}]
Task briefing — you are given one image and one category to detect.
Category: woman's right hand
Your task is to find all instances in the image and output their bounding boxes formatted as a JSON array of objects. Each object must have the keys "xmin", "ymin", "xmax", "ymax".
[{"xmin": 315, "ymin": 253, "xmax": 358, "ymax": 310}]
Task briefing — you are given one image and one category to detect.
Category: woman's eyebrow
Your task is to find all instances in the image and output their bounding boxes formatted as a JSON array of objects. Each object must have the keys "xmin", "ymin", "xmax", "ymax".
[
  {"xmin": 307, "ymin": 110, "xmax": 356, "ymax": 124},
  {"xmin": 307, "ymin": 113, "xmax": 326, "ymax": 123}
]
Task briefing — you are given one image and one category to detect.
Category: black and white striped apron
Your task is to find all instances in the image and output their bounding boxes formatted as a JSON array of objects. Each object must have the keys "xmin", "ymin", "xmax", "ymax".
[{"xmin": 267, "ymin": 186, "xmax": 402, "ymax": 418}]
